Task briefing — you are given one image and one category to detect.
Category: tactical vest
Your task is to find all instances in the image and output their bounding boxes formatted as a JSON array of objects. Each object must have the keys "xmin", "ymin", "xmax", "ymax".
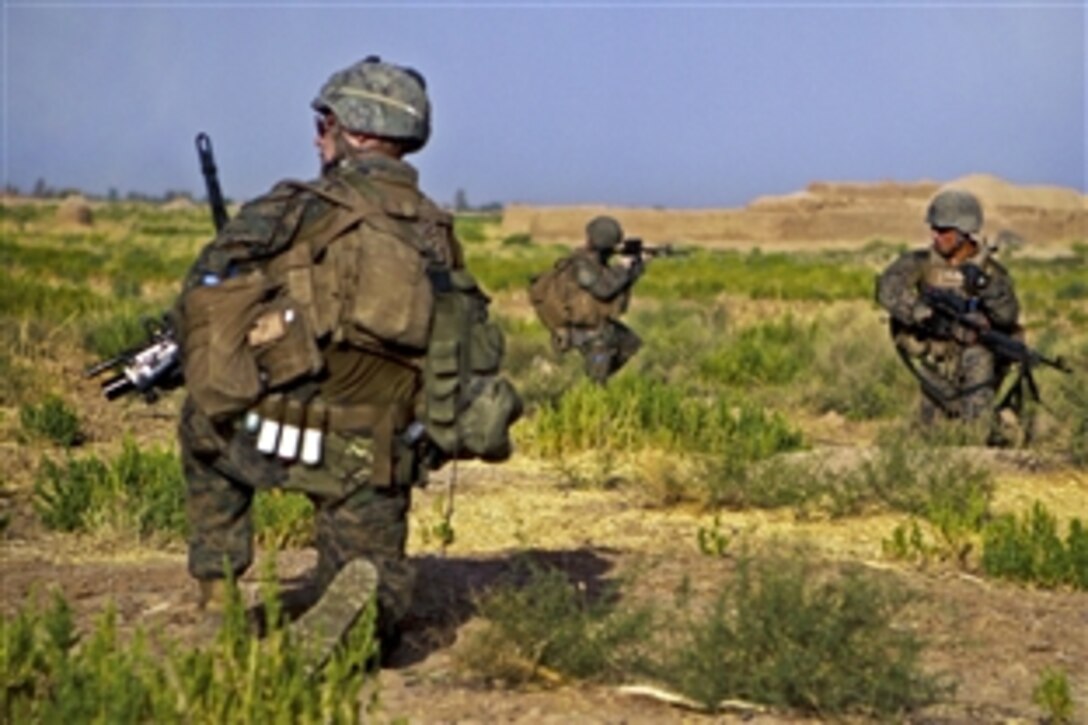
[{"xmin": 529, "ymin": 251, "xmax": 626, "ymax": 331}]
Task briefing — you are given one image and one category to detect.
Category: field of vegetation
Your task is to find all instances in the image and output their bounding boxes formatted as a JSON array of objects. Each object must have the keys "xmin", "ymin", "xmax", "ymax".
[{"xmin": 1, "ymin": 199, "xmax": 1086, "ymax": 723}]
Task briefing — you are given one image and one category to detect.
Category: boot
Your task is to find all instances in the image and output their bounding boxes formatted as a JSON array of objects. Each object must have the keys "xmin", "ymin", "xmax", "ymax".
[{"xmin": 290, "ymin": 558, "xmax": 379, "ymax": 672}]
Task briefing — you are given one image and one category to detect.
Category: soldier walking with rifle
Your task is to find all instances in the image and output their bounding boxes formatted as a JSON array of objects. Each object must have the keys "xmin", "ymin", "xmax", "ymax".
[{"xmin": 876, "ymin": 189, "xmax": 1068, "ymax": 444}]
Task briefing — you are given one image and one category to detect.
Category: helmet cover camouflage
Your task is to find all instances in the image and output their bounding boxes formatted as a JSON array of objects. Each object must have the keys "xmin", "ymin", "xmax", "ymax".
[
  {"xmin": 312, "ymin": 56, "xmax": 431, "ymax": 153},
  {"xmin": 926, "ymin": 189, "xmax": 983, "ymax": 235},
  {"xmin": 586, "ymin": 215, "xmax": 623, "ymax": 250}
]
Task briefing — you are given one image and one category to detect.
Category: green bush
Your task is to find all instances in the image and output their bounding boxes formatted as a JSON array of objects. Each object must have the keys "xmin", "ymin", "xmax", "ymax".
[
  {"xmin": 521, "ymin": 376, "xmax": 803, "ymax": 459},
  {"xmin": 698, "ymin": 315, "xmax": 815, "ymax": 386},
  {"xmin": 1, "ymin": 578, "xmax": 378, "ymax": 722},
  {"xmin": 33, "ymin": 439, "xmax": 186, "ymax": 537},
  {"xmin": 1032, "ymin": 667, "xmax": 1076, "ymax": 724},
  {"xmin": 652, "ymin": 552, "xmax": 948, "ymax": 716},
  {"xmin": 981, "ymin": 503, "xmax": 1087, "ymax": 590},
  {"xmin": 457, "ymin": 561, "xmax": 653, "ymax": 684},
  {"xmin": 19, "ymin": 395, "xmax": 83, "ymax": 447}
]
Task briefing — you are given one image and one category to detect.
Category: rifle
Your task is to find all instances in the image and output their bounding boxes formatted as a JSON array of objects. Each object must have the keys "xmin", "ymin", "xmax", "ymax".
[
  {"xmin": 617, "ymin": 238, "xmax": 690, "ymax": 259},
  {"xmin": 920, "ymin": 286, "xmax": 1071, "ymax": 406},
  {"xmin": 85, "ymin": 132, "xmax": 228, "ymax": 401},
  {"xmin": 196, "ymin": 132, "xmax": 229, "ymax": 234}
]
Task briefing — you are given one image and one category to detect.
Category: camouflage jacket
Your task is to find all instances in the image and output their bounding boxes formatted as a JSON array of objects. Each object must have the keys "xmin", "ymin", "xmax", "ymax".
[{"xmin": 570, "ymin": 248, "xmax": 641, "ymax": 306}]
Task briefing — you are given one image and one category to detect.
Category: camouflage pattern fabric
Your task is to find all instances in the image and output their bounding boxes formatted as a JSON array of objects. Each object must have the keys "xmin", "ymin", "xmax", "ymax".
[
  {"xmin": 178, "ymin": 151, "xmax": 461, "ymax": 656},
  {"xmin": 312, "ymin": 57, "xmax": 430, "ymax": 152},
  {"xmin": 877, "ymin": 246, "xmax": 1021, "ymax": 431},
  {"xmin": 571, "ymin": 320, "xmax": 643, "ymax": 384}
]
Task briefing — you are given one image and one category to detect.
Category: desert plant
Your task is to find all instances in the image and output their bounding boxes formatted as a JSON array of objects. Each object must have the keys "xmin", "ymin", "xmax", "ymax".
[
  {"xmin": 456, "ymin": 561, "xmax": 653, "ymax": 685},
  {"xmin": 1, "ymin": 577, "xmax": 378, "ymax": 722},
  {"xmin": 1032, "ymin": 667, "xmax": 1076, "ymax": 724},
  {"xmin": 653, "ymin": 552, "xmax": 949, "ymax": 717},
  {"xmin": 19, "ymin": 394, "xmax": 83, "ymax": 447},
  {"xmin": 981, "ymin": 503, "xmax": 1087, "ymax": 590}
]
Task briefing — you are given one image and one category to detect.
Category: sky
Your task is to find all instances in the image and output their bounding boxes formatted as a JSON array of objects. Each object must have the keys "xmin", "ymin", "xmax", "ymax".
[{"xmin": 3, "ymin": 1, "xmax": 1085, "ymax": 209}]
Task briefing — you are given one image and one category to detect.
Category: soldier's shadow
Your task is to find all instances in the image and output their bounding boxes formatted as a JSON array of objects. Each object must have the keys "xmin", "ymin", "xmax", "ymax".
[
  {"xmin": 391, "ymin": 546, "xmax": 620, "ymax": 667},
  {"xmin": 267, "ymin": 546, "xmax": 617, "ymax": 667}
]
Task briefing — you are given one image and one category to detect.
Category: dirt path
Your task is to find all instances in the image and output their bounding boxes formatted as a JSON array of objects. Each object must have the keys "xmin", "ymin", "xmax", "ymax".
[{"xmin": 3, "ymin": 458, "xmax": 1086, "ymax": 723}]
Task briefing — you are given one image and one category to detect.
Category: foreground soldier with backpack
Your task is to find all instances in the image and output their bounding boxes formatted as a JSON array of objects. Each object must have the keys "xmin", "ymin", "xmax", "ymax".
[
  {"xmin": 173, "ymin": 56, "xmax": 521, "ymax": 666},
  {"xmin": 529, "ymin": 215, "xmax": 645, "ymax": 384}
]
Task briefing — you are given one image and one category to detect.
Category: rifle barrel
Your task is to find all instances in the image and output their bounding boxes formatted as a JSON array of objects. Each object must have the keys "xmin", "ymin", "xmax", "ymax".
[{"xmin": 196, "ymin": 132, "xmax": 229, "ymax": 233}]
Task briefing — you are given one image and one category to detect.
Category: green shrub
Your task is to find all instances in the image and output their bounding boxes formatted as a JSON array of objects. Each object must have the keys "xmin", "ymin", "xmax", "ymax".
[
  {"xmin": 453, "ymin": 214, "xmax": 497, "ymax": 244},
  {"xmin": 1, "ymin": 578, "xmax": 378, "ymax": 722},
  {"xmin": 19, "ymin": 394, "xmax": 83, "ymax": 447},
  {"xmin": 501, "ymin": 233, "xmax": 532, "ymax": 247},
  {"xmin": 1032, "ymin": 667, "xmax": 1076, "ymax": 724},
  {"xmin": 981, "ymin": 503, "xmax": 1087, "ymax": 590},
  {"xmin": 698, "ymin": 316, "xmax": 816, "ymax": 386},
  {"xmin": 33, "ymin": 439, "xmax": 185, "ymax": 538},
  {"xmin": 457, "ymin": 561, "xmax": 653, "ymax": 684},
  {"xmin": 521, "ymin": 376, "xmax": 803, "ymax": 459},
  {"xmin": 653, "ymin": 552, "xmax": 947, "ymax": 716},
  {"xmin": 255, "ymin": 490, "xmax": 315, "ymax": 548}
]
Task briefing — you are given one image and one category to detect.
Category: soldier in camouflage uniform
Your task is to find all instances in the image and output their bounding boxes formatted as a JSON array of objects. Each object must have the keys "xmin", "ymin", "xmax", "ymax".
[
  {"xmin": 530, "ymin": 216, "xmax": 644, "ymax": 384},
  {"xmin": 876, "ymin": 189, "xmax": 1021, "ymax": 438},
  {"xmin": 175, "ymin": 57, "xmax": 478, "ymax": 663}
]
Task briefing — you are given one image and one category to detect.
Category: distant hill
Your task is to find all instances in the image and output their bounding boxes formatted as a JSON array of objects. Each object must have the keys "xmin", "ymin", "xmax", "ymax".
[{"xmin": 501, "ymin": 175, "xmax": 1087, "ymax": 249}]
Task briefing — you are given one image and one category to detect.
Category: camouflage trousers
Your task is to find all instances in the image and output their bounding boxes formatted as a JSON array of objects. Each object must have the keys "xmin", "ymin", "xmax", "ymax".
[
  {"xmin": 178, "ymin": 397, "xmax": 416, "ymax": 644},
  {"xmin": 565, "ymin": 320, "xmax": 642, "ymax": 384},
  {"xmin": 912, "ymin": 343, "xmax": 1021, "ymax": 445}
]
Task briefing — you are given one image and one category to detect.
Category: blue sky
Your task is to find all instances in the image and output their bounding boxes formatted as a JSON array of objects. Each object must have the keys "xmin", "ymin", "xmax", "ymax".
[{"xmin": 3, "ymin": 2, "xmax": 1085, "ymax": 208}]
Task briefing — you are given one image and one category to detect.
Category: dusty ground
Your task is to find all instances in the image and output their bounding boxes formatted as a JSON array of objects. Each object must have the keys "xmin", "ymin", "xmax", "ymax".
[{"xmin": 3, "ymin": 429, "xmax": 1087, "ymax": 723}]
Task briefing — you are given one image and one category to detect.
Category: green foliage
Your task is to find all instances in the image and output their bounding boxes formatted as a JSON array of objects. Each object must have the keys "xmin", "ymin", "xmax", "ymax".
[
  {"xmin": 636, "ymin": 249, "xmax": 875, "ymax": 303},
  {"xmin": 33, "ymin": 438, "xmax": 186, "ymax": 537},
  {"xmin": 501, "ymin": 233, "xmax": 532, "ymax": 247},
  {"xmin": 0, "ymin": 237, "xmax": 109, "ymax": 283},
  {"xmin": 1, "ymin": 579, "xmax": 378, "ymax": 722},
  {"xmin": 698, "ymin": 315, "xmax": 816, "ymax": 386},
  {"xmin": 453, "ymin": 214, "xmax": 499, "ymax": 244},
  {"xmin": 981, "ymin": 503, "xmax": 1088, "ymax": 590},
  {"xmin": 1032, "ymin": 667, "xmax": 1076, "ymax": 724},
  {"xmin": 81, "ymin": 308, "xmax": 164, "ymax": 359},
  {"xmin": 254, "ymin": 490, "xmax": 315, "ymax": 548},
  {"xmin": 465, "ymin": 245, "xmax": 565, "ymax": 292},
  {"xmin": 33, "ymin": 439, "xmax": 318, "ymax": 545},
  {"xmin": 521, "ymin": 376, "xmax": 803, "ymax": 460},
  {"xmin": 653, "ymin": 552, "xmax": 948, "ymax": 716},
  {"xmin": 0, "ymin": 269, "xmax": 102, "ymax": 322},
  {"xmin": 457, "ymin": 562, "xmax": 653, "ymax": 684},
  {"xmin": 19, "ymin": 394, "xmax": 83, "ymax": 447}
]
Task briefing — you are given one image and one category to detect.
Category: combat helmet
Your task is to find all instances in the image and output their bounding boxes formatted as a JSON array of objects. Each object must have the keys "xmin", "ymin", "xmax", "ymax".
[
  {"xmin": 926, "ymin": 189, "xmax": 983, "ymax": 235},
  {"xmin": 312, "ymin": 56, "xmax": 431, "ymax": 153},
  {"xmin": 586, "ymin": 215, "xmax": 623, "ymax": 251}
]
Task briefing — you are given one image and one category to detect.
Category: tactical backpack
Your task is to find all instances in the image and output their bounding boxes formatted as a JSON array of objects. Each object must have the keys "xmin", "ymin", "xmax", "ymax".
[
  {"xmin": 529, "ymin": 252, "xmax": 623, "ymax": 331},
  {"xmin": 180, "ymin": 171, "xmax": 521, "ymax": 462}
]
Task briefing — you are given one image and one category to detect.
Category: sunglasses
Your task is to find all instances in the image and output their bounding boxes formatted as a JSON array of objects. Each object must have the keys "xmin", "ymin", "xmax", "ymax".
[{"xmin": 315, "ymin": 114, "xmax": 335, "ymax": 136}]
